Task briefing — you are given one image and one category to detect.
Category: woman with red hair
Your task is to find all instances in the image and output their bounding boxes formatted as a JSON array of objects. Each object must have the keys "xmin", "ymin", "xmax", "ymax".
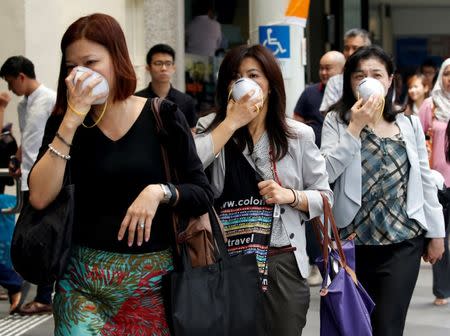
[{"xmin": 28, "ymin": 13, "xmax": 212, "ymax": 335}]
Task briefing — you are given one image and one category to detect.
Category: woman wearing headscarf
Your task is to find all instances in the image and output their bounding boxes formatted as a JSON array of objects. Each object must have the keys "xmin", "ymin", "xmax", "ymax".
[{"xmin": 419, "ymin": 58, "xmax": 450, "ymax": 306}]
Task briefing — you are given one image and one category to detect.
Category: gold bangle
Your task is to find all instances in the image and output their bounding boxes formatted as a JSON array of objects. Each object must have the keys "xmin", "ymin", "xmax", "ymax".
[
  {"xmin": 295, "ymin": 190, "xmax": 305, "ymax": 210},
  {"xmin": 67, "ymin": 100, "xmax": 89, "ymax": 116}
]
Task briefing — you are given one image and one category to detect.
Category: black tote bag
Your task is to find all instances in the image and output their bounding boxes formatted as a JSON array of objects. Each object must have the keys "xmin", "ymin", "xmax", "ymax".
[
  {"xmin": 170, "ymin": 206, "xmax": 262, "ymax": 336},
  {"xmin": 11, "ymin": 176, "xmax": 74, "ymax": 285}
]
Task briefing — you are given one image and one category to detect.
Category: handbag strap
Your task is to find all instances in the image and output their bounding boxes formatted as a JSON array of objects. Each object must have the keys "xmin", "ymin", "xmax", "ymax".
[
  {"xmin": 312, "ymin": 194, "xmax": 358, "ymax": 286},
  {"xmin": 150, "ymin": 98, "xmax": 230, "ymax": 270},
  {"xmin": 150, "ymin": 97, "xmax": 181, "ymax": 247},
  {"xmin": 151, "ymin": 98, "xmax": 171, "ymax": 182}
]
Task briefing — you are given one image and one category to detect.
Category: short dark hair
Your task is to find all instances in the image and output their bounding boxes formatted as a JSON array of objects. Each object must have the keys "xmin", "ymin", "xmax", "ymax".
[
  {"xmin": 207, "ymin": 44, "xmax": 294, "ymax": 161},
  {"xmin": 53, "ymin": 13, "xmax": 136, "ymax": 115},
  {"xmin": 193, "ymin": 0, "xmax": 214, "ymax": 16},
  {"xmin": 146, "ymin": 44, "xmax": 176, "ymax": 65},
  {"xmin": 330, "ymin": 46, "xmax": 398, "ymax": 123},
  {"xmin": 420, "ymin": 58, "xmax": 438, "ymax": 71},
  {"xmin": 0, "ymin": 56, "xmax": 36, "ymax": 79}
]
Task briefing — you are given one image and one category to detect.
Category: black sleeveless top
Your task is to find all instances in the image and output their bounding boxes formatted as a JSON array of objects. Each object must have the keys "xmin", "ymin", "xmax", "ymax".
[{"xmin": 38, "ymin": 100, "xmax": 170, "ymax": 253}]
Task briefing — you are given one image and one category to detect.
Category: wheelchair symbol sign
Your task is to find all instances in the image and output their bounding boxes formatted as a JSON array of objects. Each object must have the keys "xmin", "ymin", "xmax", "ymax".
[{"xmin": 259, "ymin": 25, "xmax": 290, "ymax": 59}]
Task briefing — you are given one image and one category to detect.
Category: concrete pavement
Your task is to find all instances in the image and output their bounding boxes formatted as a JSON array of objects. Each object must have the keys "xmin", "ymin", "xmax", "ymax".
[
  {"xmin": 0, "ymin": 262, "xmax": 448, "ymax": 335},
  {"xmin": 303, "ymin": 261, "xmax": 450, "ymax": 336}
]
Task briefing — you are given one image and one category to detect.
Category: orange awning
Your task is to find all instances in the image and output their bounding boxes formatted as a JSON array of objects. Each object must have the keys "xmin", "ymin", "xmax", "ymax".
[{"xmin": 285, "ymin": 0, "xmax": 310, "ymax": 26}]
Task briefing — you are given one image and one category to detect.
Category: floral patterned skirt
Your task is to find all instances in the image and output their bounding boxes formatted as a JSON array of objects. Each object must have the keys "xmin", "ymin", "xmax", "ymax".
[{"xmin": 54, "ymin": 245, "xmax": 173, "ymax": 336}]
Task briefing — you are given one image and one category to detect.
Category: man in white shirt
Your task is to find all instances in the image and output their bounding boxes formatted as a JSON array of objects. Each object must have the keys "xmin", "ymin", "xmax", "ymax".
[
  {"xmin": 319, "ymin": 28, "xmax": 372, "ymax": 113},
  {"xmin": 0, "ymin": 55, "xmax": 55, "ymax": 315},
  {"xmin": 186, "ymin": 0, "xmax": 222, "ymax": 57}
]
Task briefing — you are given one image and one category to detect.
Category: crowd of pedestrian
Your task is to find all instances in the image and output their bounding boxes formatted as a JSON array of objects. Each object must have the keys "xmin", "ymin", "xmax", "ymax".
[{"xmin": 0, "ymin": 10, "xmax": 448, "ymax": 336}]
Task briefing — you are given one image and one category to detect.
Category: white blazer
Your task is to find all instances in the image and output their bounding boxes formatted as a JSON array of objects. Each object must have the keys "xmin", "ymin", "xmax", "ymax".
[
  {"xmin": 321, "ymin": 111, "xmax": 445, "ymax": 238},
  {"xmin": 195, "ymin": 114, "xmax": 333, "ymax": 277}
]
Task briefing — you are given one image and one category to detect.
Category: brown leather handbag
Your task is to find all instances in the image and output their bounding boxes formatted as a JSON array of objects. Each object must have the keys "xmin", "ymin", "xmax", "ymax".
[{"xmin": 151, "ymin": 97, "xmax": 218, "ymax": 267}]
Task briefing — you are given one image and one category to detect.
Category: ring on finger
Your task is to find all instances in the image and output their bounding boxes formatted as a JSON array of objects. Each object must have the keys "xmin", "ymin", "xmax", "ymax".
[{"xmin": 139, "ymin": 220, "xmax": 145, "ymax": 229}]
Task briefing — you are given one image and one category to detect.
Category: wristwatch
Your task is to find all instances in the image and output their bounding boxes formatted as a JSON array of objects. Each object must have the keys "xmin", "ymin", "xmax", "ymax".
[{"xmin": 159, "ymin": 184, "xmax": 172, "ymax": 204}]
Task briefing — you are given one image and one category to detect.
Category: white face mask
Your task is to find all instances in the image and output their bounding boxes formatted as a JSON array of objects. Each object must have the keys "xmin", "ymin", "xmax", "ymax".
[
  {"xmin": 357, "ymin": 77, "xmax": 385, "ymax": 102},
  {"xmin": 356, "ymin": 77, "xmax": 386, "ymax": 124},
  {"xmin": 73, "ymin": 66, "xmax": 110, "ymax": 105},
  {"xmin": 229, "ymin": 77, "xmax": 263, "ymax": 104}
]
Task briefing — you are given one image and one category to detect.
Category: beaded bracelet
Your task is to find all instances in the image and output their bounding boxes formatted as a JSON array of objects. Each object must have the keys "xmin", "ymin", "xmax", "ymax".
[
  {"xmin": 55, "ymin": 132, "xmax": 72, "ymax": 147},
  {"xmin": 48, "ymin": 144, "xmax": 71, "ymax": 160}
]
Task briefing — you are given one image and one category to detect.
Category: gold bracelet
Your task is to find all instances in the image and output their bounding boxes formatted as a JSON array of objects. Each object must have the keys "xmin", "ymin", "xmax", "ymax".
[
  {"xmin": 67, "ymin": 100, "xmax": 89, "ymax": 116},
  {"xmin": 295, "ymin": 190, "xmax": 304, "ymax": 209}
]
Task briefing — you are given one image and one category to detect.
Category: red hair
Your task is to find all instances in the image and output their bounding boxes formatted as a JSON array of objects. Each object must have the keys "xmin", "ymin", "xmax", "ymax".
[{"xmin": 53, "ymin": 13, "xmax": 136, "ymax": 115}]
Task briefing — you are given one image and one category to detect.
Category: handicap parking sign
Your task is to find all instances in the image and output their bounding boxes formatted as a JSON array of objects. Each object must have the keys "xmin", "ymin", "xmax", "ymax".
[{"xmin": 259, "ymin": 25, "xmax": 290, "ymax": 59}]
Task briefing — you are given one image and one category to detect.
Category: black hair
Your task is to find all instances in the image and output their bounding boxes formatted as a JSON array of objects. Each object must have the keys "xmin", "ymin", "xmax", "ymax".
[
  {"xmin": 420, "ymin": 58, "xmax": 438, "ymax": 71},
  {"xmin": 206, "ymin": 44, "xmax": 294, "ymax": 161},
  {"xmin": 146, "ymin": 44, "xmax": 176, "ymax": 65},
  {"xmin": 0, "ymin": 56, "xmax": 36, "ymax": 79},
  {"xmin": 193, "ymin": 0, "xmax": 215, "ymax": 16},
  {"xmin": 329, "ymin": 45, "xmax": 399, "ymax": 124}
]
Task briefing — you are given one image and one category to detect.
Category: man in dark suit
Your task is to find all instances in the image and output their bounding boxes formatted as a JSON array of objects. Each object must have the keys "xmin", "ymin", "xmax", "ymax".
[{"xmin": 135, "ymin": 44, "xmax": 197, "ymax": 131}]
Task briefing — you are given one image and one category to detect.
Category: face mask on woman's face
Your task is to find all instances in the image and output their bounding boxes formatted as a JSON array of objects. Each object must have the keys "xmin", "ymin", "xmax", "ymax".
[{"xmin": 350, "ymin": 58, "xmax": 393, "ymax": 100}]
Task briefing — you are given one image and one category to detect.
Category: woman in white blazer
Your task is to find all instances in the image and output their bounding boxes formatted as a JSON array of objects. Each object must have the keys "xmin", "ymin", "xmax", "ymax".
[
  {"xmin": 321, "ymin": 46, "xmax": 445, "ymax": 336},
  {"xmin": 195, "ymin": 44, "xmax": 332, "ymax": 336}
]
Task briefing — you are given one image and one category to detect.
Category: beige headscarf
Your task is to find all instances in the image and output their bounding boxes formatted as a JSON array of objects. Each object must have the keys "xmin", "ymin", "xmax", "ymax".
[{"xmin": 431, "ymin": 58, "xmax": 450, "ymax": 121}]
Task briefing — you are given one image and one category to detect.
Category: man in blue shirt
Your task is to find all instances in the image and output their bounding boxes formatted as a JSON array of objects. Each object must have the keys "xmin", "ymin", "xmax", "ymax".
[{"xmin": 293, "ymin": 51, "xmax": 345, "ymax": 147}]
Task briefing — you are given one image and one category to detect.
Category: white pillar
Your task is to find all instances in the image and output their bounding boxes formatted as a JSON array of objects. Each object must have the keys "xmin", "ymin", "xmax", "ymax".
[
  {"xmin": 248, "ymin": 0, "xmax": 306, "ymax": 117},
  {"xmin": 143, "ymin": 0, "xmax": 185, "ymax": 91}
]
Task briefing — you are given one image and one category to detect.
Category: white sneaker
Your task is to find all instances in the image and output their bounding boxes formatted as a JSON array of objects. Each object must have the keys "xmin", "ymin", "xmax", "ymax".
[{"xmin": 307, "ymin": 265, "xmax": 322, "ymax": 286}]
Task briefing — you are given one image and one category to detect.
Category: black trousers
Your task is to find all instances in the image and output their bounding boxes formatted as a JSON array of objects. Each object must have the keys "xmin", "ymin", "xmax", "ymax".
[
  {"xmin": 259, "ymin": 252, "xmax": 310, "ymax": 336},
  {"xmin": 355, "ymin": 236, "xmax": 424, "ymax": 336},
  {"xmin": 432, "ymin": 223, "xmax": 450, "ymax": 299},
  {"xmin": 305, "ymin": 220, "xmax": 321, "ymax": 265}
]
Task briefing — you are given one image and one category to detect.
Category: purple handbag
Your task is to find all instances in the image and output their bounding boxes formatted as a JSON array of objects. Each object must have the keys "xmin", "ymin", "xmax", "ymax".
[{"xmin": 312, "ymin": 195, "xmax": 375, "ymax": 336}]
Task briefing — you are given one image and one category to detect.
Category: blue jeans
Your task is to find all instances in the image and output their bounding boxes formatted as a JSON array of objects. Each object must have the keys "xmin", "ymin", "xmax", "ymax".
[{"xmin": 0, "ymin": 263, "xmax": 23, "ymax": 294}]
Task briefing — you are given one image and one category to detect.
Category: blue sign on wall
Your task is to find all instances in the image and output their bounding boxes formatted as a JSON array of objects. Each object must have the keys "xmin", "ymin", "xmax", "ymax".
[{"xmin": 259, "ymin": 25, "xmax": 290, "ymax": 59}]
